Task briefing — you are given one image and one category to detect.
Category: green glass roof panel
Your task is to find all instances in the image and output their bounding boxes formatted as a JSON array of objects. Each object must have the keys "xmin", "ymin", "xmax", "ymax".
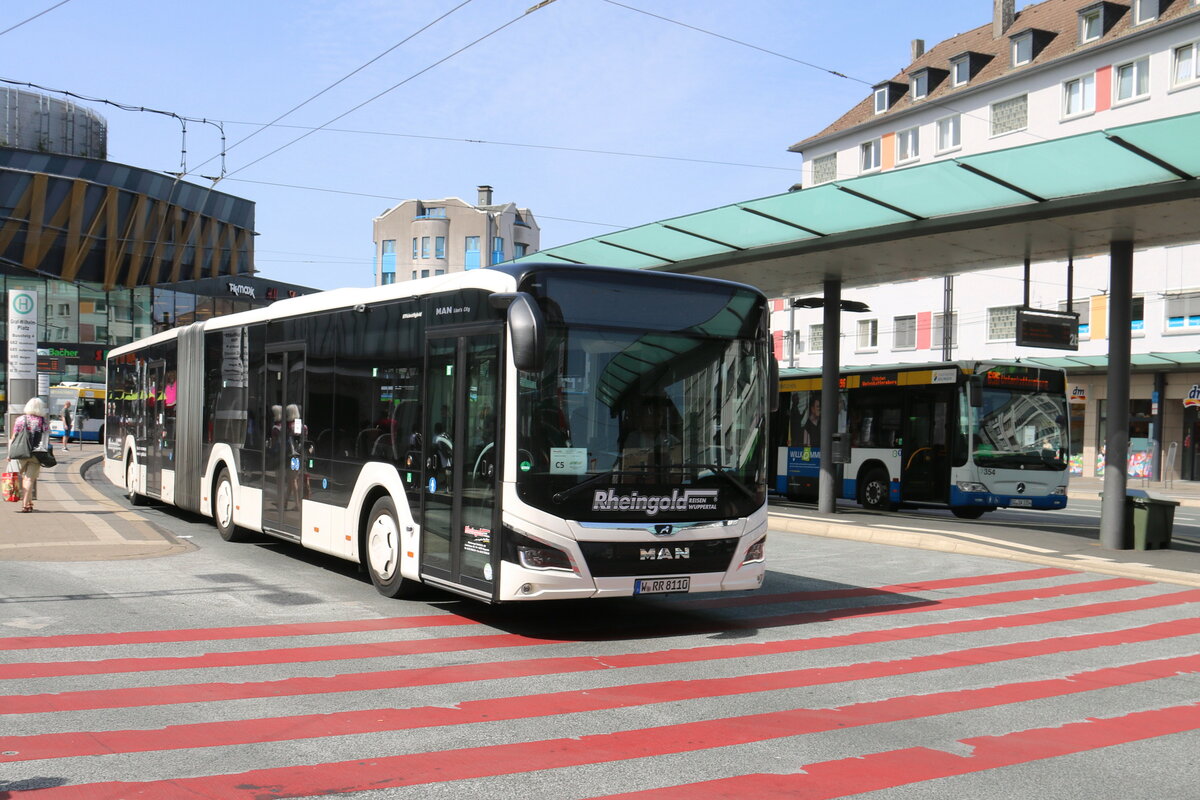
[
  {"xmin": 533, "ymin": 239, "xmax": 666, "ymax": 269},
  {"xmin": 960, "ymin": 132, "xmax": 1178, "ymax": 199},
  {"xmin": 741, "ymin": 183, "xmax": 912, "ymax": 234},
  {"xmin": 599, "ymin": 222, "xmax": 733, "ymax": 262},
  {"xmin": 666, "ymin": 204, "xmax": 819, "ymax": 249},
  {"xmin": 844, "ymin": 160, "xmax": 1035, "ymax": 218},
  {"xmin": 1105, "ymin": 111, "xmax": 1200, "ymax": 178}
]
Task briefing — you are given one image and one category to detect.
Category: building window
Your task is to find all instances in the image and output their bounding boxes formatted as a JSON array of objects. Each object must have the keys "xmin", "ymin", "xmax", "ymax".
[
  {"xmin": 896, "ymin": 127, "xmax": 919, "ymax": 163},
  {"xmin": 857, "ymin": 319, "xmax": 879, "ymax": 350},
  {"xmin": 987, "ymin": 306, "xmax": 1018, "ymax": 341},
  {"xmin": 1063, "ymin": 73, "xmax": 1096, "ymax": 117},
  {"xmin": 894, "ymin": 315, "xmax": 916, "ymax": 349},
  {"xmin": 1166, "ymin": 291, "xmax": 1200, "ymax": 330},
  {"xmin": 411, "ymin": 238, "xmax": 418, "ymax": 259},
  {"xmin": 1132, "ymin": 0, "xmax": 1157, "ymax": 25},
  {"xmin": 991, "ymin": 94, "xmax": 1028, "ymax": 136},
  {"xmin": 812, "ymin": 153, "xmax": 837, "ymax": 185},
  {"xmin": 514, "ymin": 242, "xmax": 528, "ymax": 258},
  {"xmin": 381, "ymin": 239, "xmax": 396, "ymax": 255},
  {"xmin": 932, "ymin": 312, "xmax": 958, "ymax": 349},
  {"xmin": 381, "ymin": 273, "xmax": 396, "ymax": 285},
  {"xmin": 1115, "ymin": 57, "xmax": 1150, "ymax": 103},
  {"xmin": 435, "ymin": 236, "xmax": 446, "ymax": 259},
  {"xmin": 809, "ymin": 324, "xmax": 823, "ymax": 353},
  {"xmin": 465, "ymin": 235, "xmax": 481, "ymax": 270},
  {"xmin": 951, "ymin": 56, "xmax": 970, "ymax": 86},
  {"xmin": 912, "ymin": 71, "xmax": 929, "ymax": 99},
  {"xmin": 421, "ymin": 236, "xmax": 430, "ymax": 258},
  {"xmin": 421, "ymin": 269, "xmax": 430, "ymax": 278},
  {"xmin": 873, "ymin": 87, "xmax": 889, "ymax": 114},
  {"xmin": 1011, "ymin": 33, "xmax": 1033, "ymax": 66},
  {"xmin": 424, "ymin": 206, "xmax": 446, "ymax": 217},
  {"xmin": 1079, "ymin": 7, "xmax": 1102, "ymax": 43},
  {"xmin": 1131, "ymin": 296, "xmax": 1146, "ymax": 332},
  {"xmin": 936, "ymin": 115, "xmax": 961, "ymax": 152},
  {"xmin": 860, "ymin": 139, "xmax": 882, "ymax": 172},
  {"xmin": 1173, "ymin": 41, "xmax": 1199, "ymax": 87},
  {"xmin": 492, "ymin": 237, "xmax": 505, "ymax": 263}
]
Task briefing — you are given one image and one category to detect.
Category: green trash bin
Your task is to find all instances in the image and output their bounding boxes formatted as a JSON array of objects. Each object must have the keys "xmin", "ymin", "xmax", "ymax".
[{"xmin": 1123, "ymin": 489, "xmax": 1179, "ymax": 550}]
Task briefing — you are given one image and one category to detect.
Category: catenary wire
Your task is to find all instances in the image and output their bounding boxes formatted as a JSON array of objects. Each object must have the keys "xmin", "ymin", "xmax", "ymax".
[{"xmin": 0, "ymin": 0, "xmax": 76, "ymax": 38}]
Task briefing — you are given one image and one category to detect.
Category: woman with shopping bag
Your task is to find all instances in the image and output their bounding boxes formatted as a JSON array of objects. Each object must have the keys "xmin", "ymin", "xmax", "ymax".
[{"xmin": 7, "ymin": 397, "xmax": 49, "ymax": 512}]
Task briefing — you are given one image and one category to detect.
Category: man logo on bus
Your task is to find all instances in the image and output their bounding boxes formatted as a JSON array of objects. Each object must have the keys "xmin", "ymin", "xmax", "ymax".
[{"xmin": 640, "ymin": 547, "xmax": 690, "ymax": 561}]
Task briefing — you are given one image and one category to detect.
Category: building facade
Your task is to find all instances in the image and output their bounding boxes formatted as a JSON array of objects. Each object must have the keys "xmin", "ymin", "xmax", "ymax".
[
  {"xmin": 780, "ymin": 0, "xmax": 1200, "ymax": 481},
  {"xmin": 372, "ymin": 185, "xmax": 539, "ymax": 285}
]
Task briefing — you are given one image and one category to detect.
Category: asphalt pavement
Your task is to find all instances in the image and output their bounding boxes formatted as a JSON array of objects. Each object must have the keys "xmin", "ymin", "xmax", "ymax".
[{"xmin": 3, "ymin": 439, "xmax": 1200, "ymax": 588}]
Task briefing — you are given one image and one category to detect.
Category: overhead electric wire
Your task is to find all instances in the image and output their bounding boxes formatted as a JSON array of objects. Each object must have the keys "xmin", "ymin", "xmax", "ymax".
[
  {"xmin": 0, "ymin": 0, "xmax": 76, "ymax": 38},
  {"xmin": 215, "ymin": 1, "xmax": 560, "ymax": 182},
  {"xmin": 219, "ymin": 120, "xmax": 798, "ymax": 172},
  {"xmin": 188, "ymin": 0, "xmax": 477, "ymax": 175}
]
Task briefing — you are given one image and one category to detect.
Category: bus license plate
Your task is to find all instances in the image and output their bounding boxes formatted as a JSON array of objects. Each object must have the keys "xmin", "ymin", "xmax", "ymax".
[
  {"xmin": 1010, "ymin": 498, "xmax": 1033, "ymax": 507},
  {"xmin": 634, "ymin": 577, "xmax": 690, "ymax": 595}
]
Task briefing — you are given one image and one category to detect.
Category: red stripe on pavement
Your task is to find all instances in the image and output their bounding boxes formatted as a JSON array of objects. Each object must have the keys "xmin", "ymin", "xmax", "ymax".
[
  {"xmin": 11, "ymin": 672, "xmax": 1200, "ymax": 798},
  {"xmin": 0, "ymin": 614, "xmax": 476, "ymax": 651},
  {"xmin": 0, "ymin": 576, "xmax": 1145, "ymax": 680},
  {"xmin": 0, "ymin": 566, "xmax": 1073, "ymax": 651},
  {"xmin": 4, "ymin": 586, "xmax": 1197, "ymax": 715},
  {"xmin": 3, "ymin": 618, "xmax": 1197, "ymax": 763},
  {"xmin": 592, "ymin": 703, "xmax": 1200, "ymax": 799}
]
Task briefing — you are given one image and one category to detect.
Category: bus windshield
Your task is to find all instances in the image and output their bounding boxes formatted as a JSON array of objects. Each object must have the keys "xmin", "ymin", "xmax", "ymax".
[
  {"xmin": 973, "ymin": 385, "xmax": 1069, "ymax": 471},
  {"xmin": 517, "ymin": 325, "xmax": 768, "ymax": 521}
]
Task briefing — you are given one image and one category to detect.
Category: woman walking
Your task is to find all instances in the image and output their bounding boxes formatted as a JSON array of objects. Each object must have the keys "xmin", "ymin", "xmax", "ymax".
[{"xmin": 8, "ymin": 397, "xmax": 48, "ymax": 513}]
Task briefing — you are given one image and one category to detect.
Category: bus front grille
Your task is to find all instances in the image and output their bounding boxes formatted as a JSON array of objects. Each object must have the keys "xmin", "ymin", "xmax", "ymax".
[{"xmin": 578, "ymin": 538, "xmax": 738, "ymax": 577}]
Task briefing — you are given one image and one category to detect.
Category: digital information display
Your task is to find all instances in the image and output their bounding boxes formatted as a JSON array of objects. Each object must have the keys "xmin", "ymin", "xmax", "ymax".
[{"xmin": 1016, "ymin": 308, "xmax": 1079, "ymax": 350}]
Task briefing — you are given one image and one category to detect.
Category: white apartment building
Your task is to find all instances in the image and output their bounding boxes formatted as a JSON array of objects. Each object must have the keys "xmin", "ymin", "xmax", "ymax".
[
  {"xmin": 779, "ymin": 0, "xmax": 1200, "ymax": 482},
  {"xmin": 373, "ymin": 185, "xmax": 540, "ymax": 285}
]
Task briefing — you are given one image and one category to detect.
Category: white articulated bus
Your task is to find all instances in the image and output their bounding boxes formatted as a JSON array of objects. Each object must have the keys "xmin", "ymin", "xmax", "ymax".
[{"xmin": 106, "ymin": 264, "xmax": 773, "ymax": 603}]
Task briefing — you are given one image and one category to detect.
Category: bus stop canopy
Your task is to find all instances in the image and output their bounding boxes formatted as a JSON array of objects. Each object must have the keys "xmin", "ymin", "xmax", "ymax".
[{"xmin": 513, "ymin": 110, "xmax": 1200, "ymax": 297}]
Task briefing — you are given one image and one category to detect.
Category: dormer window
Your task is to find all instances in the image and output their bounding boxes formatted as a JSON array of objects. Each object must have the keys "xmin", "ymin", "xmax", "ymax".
[
  {"xmin": 1012, "ymin": 32, "xmax": 1033, "ymax": 66},
  {"xmin": 871, "ymin": 81, "xmax": 907, "ymax": 113},
  {"xmin": 1132, "ymin": 0, "xmax": 1158, "ymax": 25},
  {"xmin": 912, "ymin": 71, "xmax": 929, "ymax": 99},
  {"xmin": 1079, "ymin": 7, "xmax": 1102, "ymax": 42},
  {"xmin": 951, "ymin": 56, "xmax": 971, "ymax": 86},
  {"xmin": 874, "ymin": 86, "xmax": 888, "ymax": 114}
]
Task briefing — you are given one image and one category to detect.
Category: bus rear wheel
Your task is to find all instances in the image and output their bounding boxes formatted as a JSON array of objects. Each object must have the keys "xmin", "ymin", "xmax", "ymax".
[
  {"xmin": 860, "ymin": 469, "xmax": 893, "ymax": 511},
  {"xmin": 125, "ymin": 459, "xmax": 147, "ymax": 507},
  {"xmin": 213, "ymin": 468, "xmax": 248, "ymax": 542},
  {"xmin": 365, "ymin": 495, "xmax": 419, "ymax": 599}
]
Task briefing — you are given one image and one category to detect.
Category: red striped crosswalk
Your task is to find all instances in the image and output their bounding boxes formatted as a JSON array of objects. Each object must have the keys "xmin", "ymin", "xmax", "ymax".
[{"xmin": 3, "ymin": 565, "xmax": 1199, "ymax": 799}]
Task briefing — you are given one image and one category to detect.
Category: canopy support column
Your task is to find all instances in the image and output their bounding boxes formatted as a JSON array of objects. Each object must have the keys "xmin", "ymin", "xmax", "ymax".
[
  {"xmin": 819, "ymin": 278, "xmax": 841, "ymax": 514},
  {"xmin": 1100, "ymin": 240, "xmax": 1133, "ymax": 549}
]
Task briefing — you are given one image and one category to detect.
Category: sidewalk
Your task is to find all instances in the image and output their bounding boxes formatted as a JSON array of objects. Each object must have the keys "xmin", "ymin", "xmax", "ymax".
[{"xmin": 0, "ymin": 442, "xmax": 193, "ymax": 562}]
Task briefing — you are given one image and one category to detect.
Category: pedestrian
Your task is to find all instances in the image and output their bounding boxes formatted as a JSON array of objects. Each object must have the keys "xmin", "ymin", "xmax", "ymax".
[
  {"xmin": 61, "ymin": 401, "xmax": 73, "ymax": 450},
  {"xmin": 8, "ymin": 397, "xmax": 48, "ymax": 513},
  {"xmin": 72, "ymin": 404, "xmax": 86, "ymax": 446}
]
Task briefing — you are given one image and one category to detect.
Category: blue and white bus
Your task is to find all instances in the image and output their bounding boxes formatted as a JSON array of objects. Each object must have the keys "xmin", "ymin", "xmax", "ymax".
[{"xmin": 774, "ymin": 361, "xmax": 1069, "ymax": 518}]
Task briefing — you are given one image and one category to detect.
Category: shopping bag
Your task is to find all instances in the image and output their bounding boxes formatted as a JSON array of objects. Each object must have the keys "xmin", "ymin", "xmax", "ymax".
[
  {"xmin": 34, "ymin": 445, "xmax": 56, "ymax": 468},
  {"xmin": 1, "ymin": 462, "xmax": 19, "ymax": 503},
  {"xmin": 8, "ymin": 427, "xmax": 31, "ymax": 460}
]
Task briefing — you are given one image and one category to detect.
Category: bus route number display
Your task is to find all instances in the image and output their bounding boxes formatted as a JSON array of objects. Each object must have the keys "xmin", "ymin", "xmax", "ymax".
[{"xmin": 1016, "ymin": 308, "xmax": 1079, "ymax": 350}]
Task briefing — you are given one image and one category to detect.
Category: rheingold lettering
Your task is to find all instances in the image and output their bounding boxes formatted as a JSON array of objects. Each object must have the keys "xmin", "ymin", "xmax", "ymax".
[{"xmin": 591, "ymin": 488, "xmax": 719, "ymax": 517}]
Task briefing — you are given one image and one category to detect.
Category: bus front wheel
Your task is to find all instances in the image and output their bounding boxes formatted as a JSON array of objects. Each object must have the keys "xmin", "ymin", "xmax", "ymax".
[
  {"xmin": 125, "ymin": 459, "xmax": 147, "ymax": 507},
  {"xmin": 860, "ymin": 469, "xmax": 893, "ymax": 511},
  {"xmin": 365, "ymin": 496, "xmax": 420, "ymax": 599},
  {"xmin": 213, "ymin": 468, "xmax": 248, "ymax": 542},
  {"xmin": 951, "ymin": 507, "xmax": 991, "ymax": 520}
]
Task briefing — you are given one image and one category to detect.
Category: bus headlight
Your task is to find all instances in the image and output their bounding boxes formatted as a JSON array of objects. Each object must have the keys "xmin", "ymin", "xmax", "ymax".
[
  {"xmin": 742, "ymin": 535, "xmax": 766, "ymax": 565},
  {"xmin": 504, "ymin": 529, "xmax": 577, "ymax": 573},
  {"xmin": 1052, "ymin": 486, "xmax": 1067, "ymax": 495},
  {"xmin": 956, "ymin": 481, "xmax": 989, "ymax": 493}
]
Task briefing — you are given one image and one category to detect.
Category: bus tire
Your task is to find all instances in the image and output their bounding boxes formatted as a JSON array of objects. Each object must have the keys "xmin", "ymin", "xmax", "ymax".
[
  {"xmin": 365, "ymin": 495, "xmax": 420, "ymax": 599},
  {"xmin": 951, "ymin": 507, "xmax": 990, "ymax": 520},
  {"xmin": 860, "ymin": 468, "xmax": 893, "ymax": 511},
  {"xmin": 213, "ymin": 468, "xmax": 248, "ymax": 542},
  {"xmin": 125, "ymin": 458, "xmax": 147, "ymax": 507}
]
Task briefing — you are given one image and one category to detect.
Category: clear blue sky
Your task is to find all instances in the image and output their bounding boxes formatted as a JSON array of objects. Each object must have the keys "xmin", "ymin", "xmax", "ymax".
[{"xmin": 4, "ymin": 0, "xmax": 996, "ymax": 289}]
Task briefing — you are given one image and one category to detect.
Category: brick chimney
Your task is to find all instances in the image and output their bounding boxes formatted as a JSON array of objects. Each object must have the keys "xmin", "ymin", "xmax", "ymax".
[
  {"xmin": 993, "ymin": 0, "xmax": 1015, "ymax": 38},
  {"xmin": 477, "ymin": 185, "xmax": 493, "ymax": 206}
]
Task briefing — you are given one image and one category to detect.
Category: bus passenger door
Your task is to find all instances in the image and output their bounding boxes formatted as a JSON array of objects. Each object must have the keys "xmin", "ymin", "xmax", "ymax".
[
  {"xmin": 902, "ymin": 389, "xmax": 951, "ymax": 503},
  {"xmin": 145, "ymin": 360, "xmax": 166, "ymax": 497},
  {"xmin": 263, "ymin": 346, "xmax": 306, "ymax": 537},
  {"xmin": 421, "ymin": 328, "xmax": 501, "ymax": 597}
]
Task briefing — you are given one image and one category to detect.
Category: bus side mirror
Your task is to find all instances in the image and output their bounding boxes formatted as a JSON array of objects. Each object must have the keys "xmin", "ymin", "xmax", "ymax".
[
  {"xmin": 969, "ymin": 381, "xmax": 983, "ymax": 407},
  {"xmin": 769, "ymin": 357, "xmax": 780, "ymax": 412},
  {"xmin": 490, "ymin": 292, "xmax": 546, "ymax": 372}
]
